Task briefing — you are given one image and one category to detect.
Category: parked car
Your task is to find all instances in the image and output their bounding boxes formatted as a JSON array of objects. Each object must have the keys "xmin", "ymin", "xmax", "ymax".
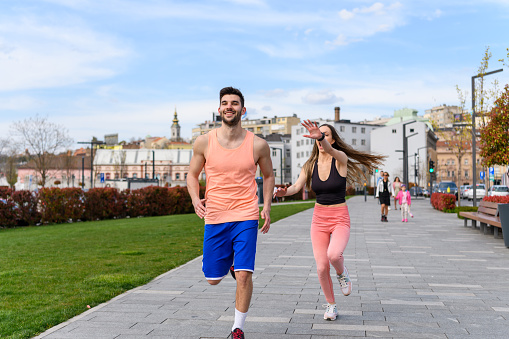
[
  {"xmin": 467, "ymin": 184, "xmax": 486, "ymax": 201},
  {"xmin": 437, "ymin": 181, "xmax": 458, "ymax": 198},
  {"xmin": 488, "ymin": 185, "xmax": 509, "ymax": 197},
  {"xmin": 410, "ymin": 186, "xmax": 424, "ymax": 197},
  {"xmin": 461, "ymin": 185, "xmax": 472, "ymax": 199},
  {"xmin": 422, "ymin": 189, "xmax": 430, "ymax": 197}
]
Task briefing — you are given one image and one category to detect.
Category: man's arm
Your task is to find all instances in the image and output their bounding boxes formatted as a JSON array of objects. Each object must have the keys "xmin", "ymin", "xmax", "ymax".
[
  {"xmin": 186, "ymin": 135, "xmax": 207, "ymax": 219},
  {"xmin": 255, "ymin": 137, "xmax": 275, "ymax": 234}
]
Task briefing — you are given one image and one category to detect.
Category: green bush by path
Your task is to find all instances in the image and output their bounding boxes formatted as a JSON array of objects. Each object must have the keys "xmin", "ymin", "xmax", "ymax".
[{"xmin": 0, "ymin": 202, "xmax": 314, "ymax": 339}]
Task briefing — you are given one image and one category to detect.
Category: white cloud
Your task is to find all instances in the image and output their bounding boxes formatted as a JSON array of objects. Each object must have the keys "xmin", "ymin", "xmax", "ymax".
[
  {"xmin": 329, "ymin": 2, "xmax": 406, "ymax": 46},
  {"xmin": 302, "ymin": 90, "xmax": 343, "ymax": 105},
  {"xmin": 261, "ymin": 89, "xmax": 289, "ymax": 97},
  {"xmin": 0, "ymin": 16, "xmax": 130, "ymax": 91}
]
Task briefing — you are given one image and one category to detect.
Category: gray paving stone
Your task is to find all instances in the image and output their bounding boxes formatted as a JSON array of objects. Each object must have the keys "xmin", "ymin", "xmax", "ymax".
[{"xmin": 34, "ymin": 197, "xmax": 509, "ymax": 338}]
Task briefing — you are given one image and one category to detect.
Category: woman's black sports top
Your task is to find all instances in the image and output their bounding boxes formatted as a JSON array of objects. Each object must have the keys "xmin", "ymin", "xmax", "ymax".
[{"xmin": 311, "ymin": 158, "xmax": 346, "ymax": 205}]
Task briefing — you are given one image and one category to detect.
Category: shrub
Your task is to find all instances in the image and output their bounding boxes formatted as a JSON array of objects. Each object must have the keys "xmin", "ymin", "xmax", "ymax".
[
  {"xmin": 431, "ymin": 193, "xmax": 456, "ymax": 212},
  {"xmin": 11, "ymin": 190, "xmax": 40, "ymax": 226},
  {"xmin": 83, "ymin": 188, "xmax": 125, "ymax": 221},
  {"xmin": 456, "ymin": 206, "xmax": 478, "ymax": 219},
  {"xmin": 483, "ymin": 196, "xmax": 509, "ymax": 204}
]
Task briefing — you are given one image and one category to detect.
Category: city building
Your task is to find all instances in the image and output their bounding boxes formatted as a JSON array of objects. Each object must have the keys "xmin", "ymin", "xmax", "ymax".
[
  {"xmin": 371, "ymin": 121, "xmax": 438, "ymax": 188},
  {"xmin": 291, "ymin": 107, "xmax": 382, "ymax": 186},
  {"xmin": 192, "ymin": 114, "xmax": 301, "ymax": 142},
  {"xmin": 93, "ymin": 148, "xmax": 203, "ymax": 187},
  {"xmin": 424, "ymin": 105, "xmax": 464, "ymax": 129},
  {"xmin": 257, "ymin": 134, "xmax": 291, "ymax": 185}
]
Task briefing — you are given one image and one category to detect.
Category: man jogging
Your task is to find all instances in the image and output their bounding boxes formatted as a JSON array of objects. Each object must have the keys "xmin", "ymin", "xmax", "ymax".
[{"xmin": 187, "ymin": 86, "xmax": 275, "ymax": 339}]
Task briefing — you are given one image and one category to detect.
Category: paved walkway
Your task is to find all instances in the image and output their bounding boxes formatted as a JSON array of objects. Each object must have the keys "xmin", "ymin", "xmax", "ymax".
[{"xmin": 35, "ymin": 196, "xmax": 509, "ymax": 339}]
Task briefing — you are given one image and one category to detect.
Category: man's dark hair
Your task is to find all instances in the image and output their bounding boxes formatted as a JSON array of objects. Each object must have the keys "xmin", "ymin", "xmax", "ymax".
[{"xmin": 220, "ymin": 87, "xmax": 245, "ymax": 108}]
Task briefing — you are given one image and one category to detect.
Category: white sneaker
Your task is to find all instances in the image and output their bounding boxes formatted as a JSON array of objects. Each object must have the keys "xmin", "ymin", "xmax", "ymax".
[
  {"xmin": 337, "ymin": 266, "xmax": 352, "ymax": 296},
  {"xmin": 323, "ymin": 303, "xmax": 337, "ymax": 321}
]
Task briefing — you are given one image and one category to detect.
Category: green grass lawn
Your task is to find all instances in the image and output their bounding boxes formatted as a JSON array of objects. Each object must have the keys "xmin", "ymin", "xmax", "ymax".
[{"xmin": 0, "ymin": 202, "xmax": 315, "ymax": 339}]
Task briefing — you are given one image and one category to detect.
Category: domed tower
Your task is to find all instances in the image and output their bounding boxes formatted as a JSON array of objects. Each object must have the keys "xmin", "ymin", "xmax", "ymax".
[{"xmin": 171, "ymin": 107, "xmax": 181, "ymax": 142}]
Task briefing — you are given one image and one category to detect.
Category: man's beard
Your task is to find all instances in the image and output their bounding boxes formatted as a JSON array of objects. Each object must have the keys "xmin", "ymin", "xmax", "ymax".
[{"xmin": 221, "ymin": 110, "xmax": 242, "ymax": 127}]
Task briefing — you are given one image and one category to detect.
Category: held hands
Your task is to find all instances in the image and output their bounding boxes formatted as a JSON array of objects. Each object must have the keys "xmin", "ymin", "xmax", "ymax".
[
  {"xmin": 302, "ymin": 119, "xmax": 322, "ymax": 139},
  {"xmin": 192, "ymin": 198, "xmax": 207, "ymax": 219}
]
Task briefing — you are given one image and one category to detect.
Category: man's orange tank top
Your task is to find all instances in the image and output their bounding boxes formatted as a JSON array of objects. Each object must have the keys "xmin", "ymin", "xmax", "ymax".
[{"xmin": 204, "ymin": 129, "xmax": 259, "ymax": 225}]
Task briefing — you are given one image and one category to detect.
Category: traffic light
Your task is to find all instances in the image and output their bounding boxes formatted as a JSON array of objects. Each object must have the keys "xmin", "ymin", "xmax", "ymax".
[{"xmin": 429, "ymin": 160, "xmax": 435, "ymax": 173}]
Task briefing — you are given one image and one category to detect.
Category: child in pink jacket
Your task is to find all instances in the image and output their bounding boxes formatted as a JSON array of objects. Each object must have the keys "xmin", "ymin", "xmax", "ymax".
[{"xmin": 395, "ymin": 184, "xmax": 413, "ymax": 222}]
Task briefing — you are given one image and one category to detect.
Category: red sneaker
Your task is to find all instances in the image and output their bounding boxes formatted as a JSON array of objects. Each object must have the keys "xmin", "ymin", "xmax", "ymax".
[
  {"xmin": 229, "ymin": 328, "xmax": 245, "ymax": 339},
  {"xmin": 229, "ymin": 265, "xmax": 236, "ymax": 280}
]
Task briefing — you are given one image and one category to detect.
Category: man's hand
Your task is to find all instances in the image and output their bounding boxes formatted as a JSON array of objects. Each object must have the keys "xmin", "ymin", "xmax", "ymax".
[
  {"xmin": 192, "ymin": 198, "xmax": 207, "ymax": 219},
  {"xmin": 260, "ymin": 208, "xmax": 271, "ymax": 234}
]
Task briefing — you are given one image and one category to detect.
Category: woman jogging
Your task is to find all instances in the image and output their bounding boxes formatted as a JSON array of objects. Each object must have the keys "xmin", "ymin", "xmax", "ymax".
[{"xmin": 274, "ymin": 120, "xmax": 384, "ymax": 321}]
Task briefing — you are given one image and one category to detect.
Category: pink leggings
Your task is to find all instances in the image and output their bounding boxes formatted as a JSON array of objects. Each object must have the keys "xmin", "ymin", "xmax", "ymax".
[{"xmin": 311, "ymin": 204, "xmax": 350, "ymax": 303}]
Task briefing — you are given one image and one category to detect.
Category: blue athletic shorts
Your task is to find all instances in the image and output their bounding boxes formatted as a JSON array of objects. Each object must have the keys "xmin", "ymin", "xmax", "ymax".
[{"xmin": 202, "ymin": 220, "xmax": 258, "ymax": 280}]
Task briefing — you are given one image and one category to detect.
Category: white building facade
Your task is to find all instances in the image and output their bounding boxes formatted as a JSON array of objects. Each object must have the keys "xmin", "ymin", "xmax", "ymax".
[
  {"xmin": 370, "ymin": 121, "xmax": 437, "ymax": 188},
  {"xmin": 291, "ymin": 119, "xmax": 381, "ymax": 186}
]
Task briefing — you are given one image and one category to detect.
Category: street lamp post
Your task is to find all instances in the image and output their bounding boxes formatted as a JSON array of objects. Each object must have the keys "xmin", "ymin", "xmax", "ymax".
[
  {"xmin": 471, "ymin": 68, "xmax": 503, "ymax": 206},
  {"xmin": 401, "ymin": 120, "xmax": 417, "ymax": 186}
]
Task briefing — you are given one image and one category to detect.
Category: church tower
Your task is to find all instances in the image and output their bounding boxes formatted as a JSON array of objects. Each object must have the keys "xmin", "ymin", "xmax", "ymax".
[{"xmin": 171, "ymin": 107, "xmax": 181, "ymax": 142}]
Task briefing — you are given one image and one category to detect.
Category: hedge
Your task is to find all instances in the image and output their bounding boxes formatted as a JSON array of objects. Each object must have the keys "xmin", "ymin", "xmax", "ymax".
[
  {"xmin": 431, "ymin": 192, "xmax": 456, "ymax": 212},
  {"xmin": 0, "ymin": 186, "xmax": 206, "ymax": 229},
  {"xmin": 483, "ymin": 196, "xmax": 509, "ymax": 203}
]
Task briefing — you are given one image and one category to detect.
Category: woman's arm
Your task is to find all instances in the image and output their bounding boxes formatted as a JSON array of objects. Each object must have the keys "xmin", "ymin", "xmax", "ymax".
[
  {"xmin": 301, "ymin": 120, "xmax": 347, "ymax": 167},
  {"xmin": 274, "ymin": 167, "xmax": 307, "ymax": 197}
]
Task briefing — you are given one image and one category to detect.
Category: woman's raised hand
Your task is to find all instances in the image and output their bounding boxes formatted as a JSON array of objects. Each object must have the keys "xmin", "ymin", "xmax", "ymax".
[
  {"xmin": 273, "ymin": 187, "xmax": 287, "ymax": 198},
  {"xmin": 302, "ymin": 119, "xmax": 322, "ymax": 139}
]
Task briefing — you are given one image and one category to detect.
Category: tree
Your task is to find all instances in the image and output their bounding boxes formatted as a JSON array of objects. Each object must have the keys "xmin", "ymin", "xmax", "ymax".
[
  {"xmin": 430, "ymin": 90, "xmax": 471, "ymax": 206},
  {"xmin": 11, "ymin": 116, "xmax": 73, "ymax": 187},
  {"xmin": 480, "ymin": 84, "xmax": 509, "ymax": 167}
]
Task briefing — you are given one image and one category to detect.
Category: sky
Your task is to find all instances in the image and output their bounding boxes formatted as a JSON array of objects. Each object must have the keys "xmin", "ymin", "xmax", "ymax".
[{"xmin": 1, "ymin": 0, "xmax": 509, "ymax": 149}]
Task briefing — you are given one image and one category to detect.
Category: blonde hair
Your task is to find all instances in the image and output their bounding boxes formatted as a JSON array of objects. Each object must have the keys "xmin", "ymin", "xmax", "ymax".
[{"xmin": 302, "ymin": 124, "xmax": 385, "ymax": 190}]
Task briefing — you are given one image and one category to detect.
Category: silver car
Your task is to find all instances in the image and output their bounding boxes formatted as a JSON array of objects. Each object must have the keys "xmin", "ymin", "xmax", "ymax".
[
  {"xmin": 467, "ymin": 184, "xmax": 486, "ymax": 201},
  {"xmin": 488, "ymin": 185, "xmax": 509, "ymax": 197}
]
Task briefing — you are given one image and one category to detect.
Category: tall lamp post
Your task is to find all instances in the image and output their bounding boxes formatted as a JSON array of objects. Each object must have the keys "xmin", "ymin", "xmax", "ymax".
[
  {"xmin": 402, "ymin": 120, "xmax": 417, "ymax": 186},
  {"xmin": 270, "ymin": 147, "xmax": 283, "ymax": 185},
  {"xmin": 471, "ymin": 68, "xmax": 503, "ymax": 206}
]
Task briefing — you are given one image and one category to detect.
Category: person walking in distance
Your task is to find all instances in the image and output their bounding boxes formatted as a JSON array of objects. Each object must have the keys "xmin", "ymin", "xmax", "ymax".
[
  {"xmin": 376, "ymin": 172, "xmax": 394, "ymax": 222},
  {"xmin": 395, "ymin": 184, "xmax": 412, "ymax": 222},
  {"xmin": 274, "ymin": 120, "xmax": 384, "ymax": 321},
  {"xmin": 393, "ymin": 177, "xmax": 401, "ymax": 210},
  {"xmin": 187, "ymin": 87, "xmax": 275, "ymax": 339}
]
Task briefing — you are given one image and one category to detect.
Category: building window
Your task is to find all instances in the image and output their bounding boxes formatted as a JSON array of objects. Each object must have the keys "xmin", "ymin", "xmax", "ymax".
[
  {"xmin": 115, "ymin": 173, "xmax": 119, "ymax": 179},
  {"xmin": 452, "ymin": 171, "xmax": 455, "ymax": 177},
  {"xmin": 361, "ymin": 139, "xmax": 366, "ymax": 146},
  {"xmin": 464, "ymin": 170, "xmax": 469, "ymax": 178},
  {"xmin": 176, "ymin": 173, "xmax": 180, "ymax": 180},
  {"xmin": 464, "ymin": 159, "xmax": 468, "ymax": 165},
  {"xmin": 340, "ymin": 126, "xmax": 345, "ymax": 132},
  {"xmin": 392, "ymin": 129, "xmax": 397, "ymax": 133},
  {"xmin": 361, "ymin": 127, "xmax": 365, "ymax": 134},
  {"xmin": 297, "ymin": 141, "xmax": 300, "ymax": 146},
  {"xmin": 352, "ymin": 127, "xmax": 357, "ymax": 133},
  {"xmin": 451, "ymin": 160, "xmax": 455, "ymax": 165},
  {"xmin": 272, "ymin": 150, "xmax": 277, "ymax": 156},
  {"xmin": 447, "ymin": 171, "xmax": 450, "ymax": 177},
  {"xmin": 133, "ymin": 173, "xmax": 138, "ymax": 178},
  {"xmin": 352, "ymin": 139, "xmax": 357, "ymax": 145},
  {"xmin": 184, "ymin": 173, "xmax": 188, "ymax": 179},
  {"xmin": 297, "ymin": 153, "xmax": 300, "ymax": 158}
]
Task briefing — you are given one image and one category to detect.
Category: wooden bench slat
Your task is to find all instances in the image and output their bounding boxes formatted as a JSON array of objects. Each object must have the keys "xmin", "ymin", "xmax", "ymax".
[{"xmin": 459, "ymin": 200, "xmax": 502, "ymax": 229}]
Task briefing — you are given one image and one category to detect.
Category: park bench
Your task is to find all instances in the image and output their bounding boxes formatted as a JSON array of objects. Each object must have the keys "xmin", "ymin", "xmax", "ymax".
[{"xmin": 459, "ymin": 200, "xmax": 502, "ymax": 238}]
